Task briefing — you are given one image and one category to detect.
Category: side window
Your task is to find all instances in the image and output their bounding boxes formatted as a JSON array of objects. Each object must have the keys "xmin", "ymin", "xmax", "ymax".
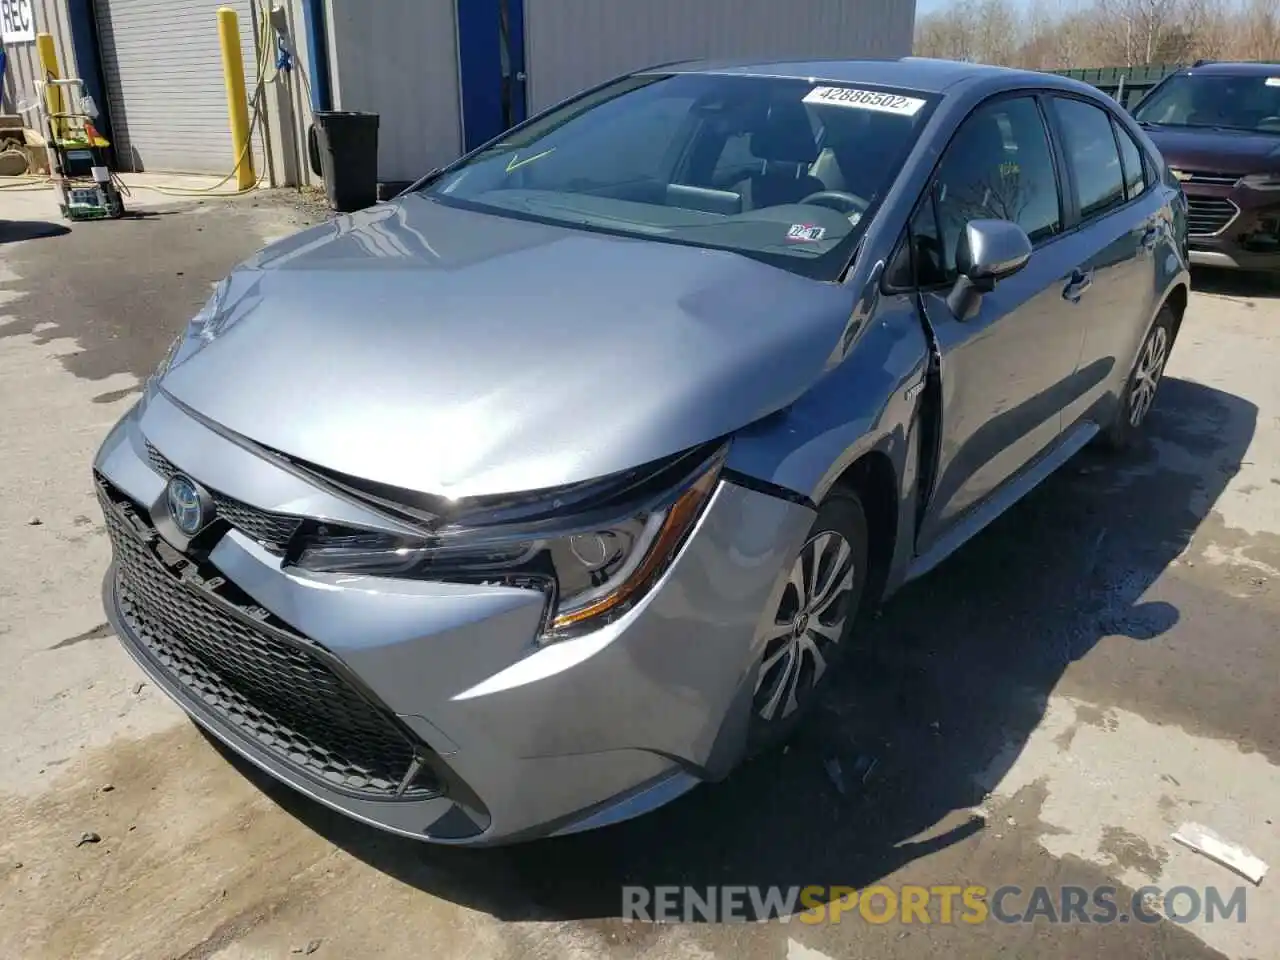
[
  {"xmin": 934, "ymin": 96, "xmax": 1062, "ymax": 278},
  {"xmin": 1113, "ymin": 120, "xmax": 1148, "ymax": 200},
  {"xmin": 910, "ymin": 194, "xmax": 947, "ymax": 288},
  {"xmin": 1051, "ymin": 97, "xmax": 1126, "ymax": 219}
]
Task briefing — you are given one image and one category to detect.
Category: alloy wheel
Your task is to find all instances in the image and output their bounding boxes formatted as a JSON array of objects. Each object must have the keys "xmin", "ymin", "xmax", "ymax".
[
  {"xmin": 1129, "ymin": 325, "xmax": 1169, "ymax": 428},
  {"xmin": 753, "ymin": 530, "xmax": 857, "ymax": 722}
]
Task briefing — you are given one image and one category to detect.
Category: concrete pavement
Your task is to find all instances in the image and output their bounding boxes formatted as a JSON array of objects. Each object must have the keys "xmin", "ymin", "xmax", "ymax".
[{"xmin": 1, "ymin": 185, "xmax": 1277, "ymax": 960}]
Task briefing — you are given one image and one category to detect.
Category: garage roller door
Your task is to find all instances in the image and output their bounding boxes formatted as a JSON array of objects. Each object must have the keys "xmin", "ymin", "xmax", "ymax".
[{"xmin": 96, "ymin": 0, "xmax": 257, "ymax": 173}]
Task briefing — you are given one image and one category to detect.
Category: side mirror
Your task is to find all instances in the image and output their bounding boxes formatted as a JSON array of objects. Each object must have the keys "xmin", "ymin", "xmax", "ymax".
[{"xmin": 947, "ymin": 219, "xmax": 1032, "ymax": 320}]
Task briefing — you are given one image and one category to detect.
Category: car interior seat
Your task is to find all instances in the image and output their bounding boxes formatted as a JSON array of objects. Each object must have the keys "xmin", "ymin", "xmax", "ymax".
[
  {"xmin": 810, "ymin": 112, "xmax": 903, "ymax": 198},
  {"xmin": 733, "ymin": 100, "xmax": 826, "ymax": 210}
]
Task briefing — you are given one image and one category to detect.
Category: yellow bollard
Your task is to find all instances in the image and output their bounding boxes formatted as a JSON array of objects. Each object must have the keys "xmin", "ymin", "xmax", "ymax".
[
  {"xmin": 35, "ymin": 33, "xmax": 64, "ymax": 135},
  {"xmin": 217, "ymin": 7, "xmax": 256, "ymax": 190}
]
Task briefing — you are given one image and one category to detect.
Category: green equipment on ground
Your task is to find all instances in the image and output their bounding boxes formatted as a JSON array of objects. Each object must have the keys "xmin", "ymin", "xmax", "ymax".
[{"xmin": 36, "ymin": 77, "xmax": 127, "ymax": 221}]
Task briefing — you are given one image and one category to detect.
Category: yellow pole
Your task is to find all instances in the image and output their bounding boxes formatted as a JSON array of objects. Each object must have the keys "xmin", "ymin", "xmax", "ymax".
[
  {"xmin": 217, "ymin": 7, "xmax": 256, "ymax": 190},
  {"xmin": 35, "ymin": 33, "xmax": 64, "ymax": 133}
]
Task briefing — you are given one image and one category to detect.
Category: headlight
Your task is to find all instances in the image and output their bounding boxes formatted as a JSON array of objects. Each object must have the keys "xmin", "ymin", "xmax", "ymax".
[
  {"xmin": 1238, "ymin": 173, "xmax": 1280, "ymax": 190},
  {"xmin": 291, "ymin": 445, "xmax": 726, "ymax": 640}
]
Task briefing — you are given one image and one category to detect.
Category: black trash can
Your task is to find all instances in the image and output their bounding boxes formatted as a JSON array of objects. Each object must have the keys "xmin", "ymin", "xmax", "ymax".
[{"xmin": 310, "ymin": 111, "xmax": 380, "ymax": 213}]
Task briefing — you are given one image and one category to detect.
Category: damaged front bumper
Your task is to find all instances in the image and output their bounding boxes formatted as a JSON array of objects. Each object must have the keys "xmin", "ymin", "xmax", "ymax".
[{"xmin": 94, "ymin": 386, "xmax": 815, "ymax": 844}]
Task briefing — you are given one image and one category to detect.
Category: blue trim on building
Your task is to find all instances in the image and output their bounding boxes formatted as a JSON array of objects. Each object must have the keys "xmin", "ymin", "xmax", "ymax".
[
  {"xmin": 302, "ymin": 0, "xmax": 332, "ymax": 111},
  {"xmin": 66, "ymin": 0, "xmax": 114, "ymax": 145},
  {"xmin": 506, "ymin": 0, "xmax": 528, "ymax": 126},
  {"xmin": 456, "ymin": 0, "xmax": 508, "ymax": 151}
]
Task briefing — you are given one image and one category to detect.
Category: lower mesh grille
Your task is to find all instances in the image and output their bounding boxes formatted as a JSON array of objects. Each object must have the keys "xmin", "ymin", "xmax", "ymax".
[{"xmin": 99, "ymin": 480, "xmax": 437, "ymax": 800}]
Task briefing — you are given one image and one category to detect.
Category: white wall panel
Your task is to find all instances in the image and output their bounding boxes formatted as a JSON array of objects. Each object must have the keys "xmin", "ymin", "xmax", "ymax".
[
  {"xmin": 327, "ymin": 0, "xmax": 461, "ymax": 183},
  {"xmin": 524, "ymin": 0, "xmax": 917, "ymax": 113}
]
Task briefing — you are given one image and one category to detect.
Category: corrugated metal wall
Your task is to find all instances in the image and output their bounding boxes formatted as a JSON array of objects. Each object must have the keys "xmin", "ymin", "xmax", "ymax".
[
  {"xmin": 327, "ymin": 0, "xmax": 461, "ymax": 183},
  {"xmin": 95, "ymin": 0, "xmax": 256, "ymax": 173},
  {"xmin": 1, "ymin": 0, "xmax": 78, "ymax": 117},
  {"xmin": 524, "ymin": 0, "xmax": 917, "ymax": 113}
]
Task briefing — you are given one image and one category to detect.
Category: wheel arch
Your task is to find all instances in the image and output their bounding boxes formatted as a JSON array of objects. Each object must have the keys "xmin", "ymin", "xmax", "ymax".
[
  {"xmin": 1165, "ymin": 281, "xmax": 1189, "ymax": 340},
  {"xmin": 828, "ymin": 450, "xmax": 899, "ymax": 610}
]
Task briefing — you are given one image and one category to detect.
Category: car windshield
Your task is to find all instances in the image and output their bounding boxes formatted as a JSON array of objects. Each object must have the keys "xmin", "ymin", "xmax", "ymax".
[
  {"xmin": 420, "ymin": 72, "xmax": 936, "ymax": 280},
  {"xmin": 1134, "ymin": 72, "xmax": 1280, "ymax": 134}
]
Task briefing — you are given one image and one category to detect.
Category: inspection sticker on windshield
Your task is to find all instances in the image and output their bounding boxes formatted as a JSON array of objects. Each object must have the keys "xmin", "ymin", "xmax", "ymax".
[
  {"xmin": 786, "ymin": 223, "xmax": 827, "ymax": 243},
  {"xmin": 803, "ymin": 86, "xmax": 926, "ymax": 116},
  {"xmin": 1268, "ymin": 77, "xmax": 1280, "ymax": 87}
]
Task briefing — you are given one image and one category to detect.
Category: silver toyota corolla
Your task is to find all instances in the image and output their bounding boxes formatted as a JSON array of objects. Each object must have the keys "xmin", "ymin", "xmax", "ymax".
[{"xmin": 95, "ymin": 58, "xmax": 1189, "ymax": 845}]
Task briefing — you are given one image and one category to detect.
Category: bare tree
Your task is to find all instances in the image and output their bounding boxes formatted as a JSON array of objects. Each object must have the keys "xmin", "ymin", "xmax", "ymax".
[
  {"xmin": 914, "ymin": 0, "xmax": 1280, "ymax": 69},
  {"xmin": 1237, "ymin": 0, "xmax": 1280, "ymax": 61}
]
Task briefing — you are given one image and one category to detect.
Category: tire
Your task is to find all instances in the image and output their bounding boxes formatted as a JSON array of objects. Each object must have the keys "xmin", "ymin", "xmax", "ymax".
[
  {"xmin": 1102, "ymin": 304, "xmax": 1176, "ymax": 452},
  {"xmin": 747, "ymin": 490, "xmax": 870, "ymax": 755}
]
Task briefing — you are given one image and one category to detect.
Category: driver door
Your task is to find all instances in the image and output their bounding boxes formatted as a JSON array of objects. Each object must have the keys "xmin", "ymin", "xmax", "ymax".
[{"xmin": 913, "ymin": 94, "xmax": 1085, "ymax": 556}]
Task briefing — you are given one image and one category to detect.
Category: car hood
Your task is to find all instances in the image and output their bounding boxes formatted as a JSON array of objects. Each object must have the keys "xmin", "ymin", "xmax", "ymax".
[
  {"xmin": 1145, "ymin": 125, "xmax": 1280, "ymax": 175},
  {"xmin": 160, "ymin": 194, "xmax": 856, "ymax": 499}
]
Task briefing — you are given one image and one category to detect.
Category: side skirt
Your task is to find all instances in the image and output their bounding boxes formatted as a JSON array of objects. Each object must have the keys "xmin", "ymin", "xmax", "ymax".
[{"xmin": 905, "ymin": 420, "xmax": 1100, "ymax": 583}]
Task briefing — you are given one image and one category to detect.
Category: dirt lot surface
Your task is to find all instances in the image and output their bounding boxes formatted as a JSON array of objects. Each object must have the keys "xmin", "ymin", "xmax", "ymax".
[{"xmin": 2, "ymin": 184, "xmax": 1278, "ymax": 960}]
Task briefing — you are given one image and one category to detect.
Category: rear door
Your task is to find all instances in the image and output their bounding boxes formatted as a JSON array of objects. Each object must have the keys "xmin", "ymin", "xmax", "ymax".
[
  {"xmin": 912, "ymin": 94, "xmax": 1083, "ymax": 553},
  {"xmin": 1043, "ymin": 95, "xmax": 1163, "ymax": 430}
]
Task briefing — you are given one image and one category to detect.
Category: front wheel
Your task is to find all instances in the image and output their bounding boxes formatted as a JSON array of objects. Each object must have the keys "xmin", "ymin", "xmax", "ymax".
[
  {"xmin": 1102, "ymin": 305, "xmax": 1175, "ymax": 451},
  {"xmin": 747, "ymin": 490, "xmax": 869, "ymax": 754}
]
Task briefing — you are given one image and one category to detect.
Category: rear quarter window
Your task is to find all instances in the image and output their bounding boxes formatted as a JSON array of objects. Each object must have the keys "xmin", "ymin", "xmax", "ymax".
[{"xmin": 1113, "ymin": 120, "xmax": 1148, "ymax": 200}]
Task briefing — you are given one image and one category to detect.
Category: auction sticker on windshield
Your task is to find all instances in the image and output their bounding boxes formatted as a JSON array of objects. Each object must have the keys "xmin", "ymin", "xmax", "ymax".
[
  {"xmin": 786, "ymin": 224, "xmax": 827, "ymax": 243},
  {"xmin": 803, "ymin": 86, "xmax": 926, "ymax": 116}
]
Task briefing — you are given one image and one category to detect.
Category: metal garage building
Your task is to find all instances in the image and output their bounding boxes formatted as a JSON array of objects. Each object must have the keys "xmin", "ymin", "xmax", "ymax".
[
  {"xmin": 330, "ymin": 0, "xmax": 917, "ymax": 183},
  {"xmin": 93, "ymin": 0, "xmax": 257, "ymax": 173},
  {"xmin": 4, "ymin": 0, "xmax": 916, "ymax": 187}
]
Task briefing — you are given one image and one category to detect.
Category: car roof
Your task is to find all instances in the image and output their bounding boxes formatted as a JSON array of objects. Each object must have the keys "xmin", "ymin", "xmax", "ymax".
[
  {"xmin": 641, "ymin": 56, "xmax": 1054, "ymax": 95},
  {"xmin": 1185, "ymin": 60, "xmax": 1280, "ymax": 76}
]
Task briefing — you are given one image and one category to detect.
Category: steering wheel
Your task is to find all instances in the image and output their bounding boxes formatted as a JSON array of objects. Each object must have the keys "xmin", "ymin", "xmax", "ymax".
[{"xmin": 800, "ymin": 190, "xmax": 869, "ymax": 217}]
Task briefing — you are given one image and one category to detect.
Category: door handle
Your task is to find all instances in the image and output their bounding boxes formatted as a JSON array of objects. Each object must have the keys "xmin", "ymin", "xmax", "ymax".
[{"xmin": 1062, "ymin": 268, "xmax": 1093, "ymax": 303}]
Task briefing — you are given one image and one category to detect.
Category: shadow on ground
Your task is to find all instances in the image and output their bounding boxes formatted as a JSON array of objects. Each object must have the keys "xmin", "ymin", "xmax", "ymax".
[
  {"xmin": 210, "ymin": 374, "xmax": 1256, "ymax": 924},
  {"xmin": 1191, "ymin": 265, "xmax": 1280, "ymax": 299},
  {"xmin": 0, "ymin": 219, "xmax": 71, "ymax": 244}
]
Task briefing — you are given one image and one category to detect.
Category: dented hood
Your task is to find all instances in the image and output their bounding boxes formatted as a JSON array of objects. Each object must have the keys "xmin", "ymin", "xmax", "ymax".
[{"xmin": 159, "ymin": 194, "xmax": 855, "ymax": 498}]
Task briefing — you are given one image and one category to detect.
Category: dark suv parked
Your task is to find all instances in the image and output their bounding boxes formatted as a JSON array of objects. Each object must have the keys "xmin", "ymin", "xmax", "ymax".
[{"xmin": 1134, "ymin": 61, "xmax": 1280, "ymax": 270}]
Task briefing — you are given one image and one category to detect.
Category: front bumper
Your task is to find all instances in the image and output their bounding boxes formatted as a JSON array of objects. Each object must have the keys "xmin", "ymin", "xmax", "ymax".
[
  {"xmin": 1184, "ymin": 183, "xmax": 1280, "ymax": 271},
  {"xmin": 94, "ymin": 387, "xmax": 814, "ymax": 844}
]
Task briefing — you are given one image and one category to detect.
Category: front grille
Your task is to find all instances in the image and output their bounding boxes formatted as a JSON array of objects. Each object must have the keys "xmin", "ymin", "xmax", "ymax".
[
  {"xmin": 146, "ymin": 442, "xmax": 302, "ymax": 553},
  {"xmin": 99, "ymin": 480, "xmax": 437, "ymax": 800},
  {"xmin": 1186, "ymin": 197, "xmax": 1239, "ymax": 237}
]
